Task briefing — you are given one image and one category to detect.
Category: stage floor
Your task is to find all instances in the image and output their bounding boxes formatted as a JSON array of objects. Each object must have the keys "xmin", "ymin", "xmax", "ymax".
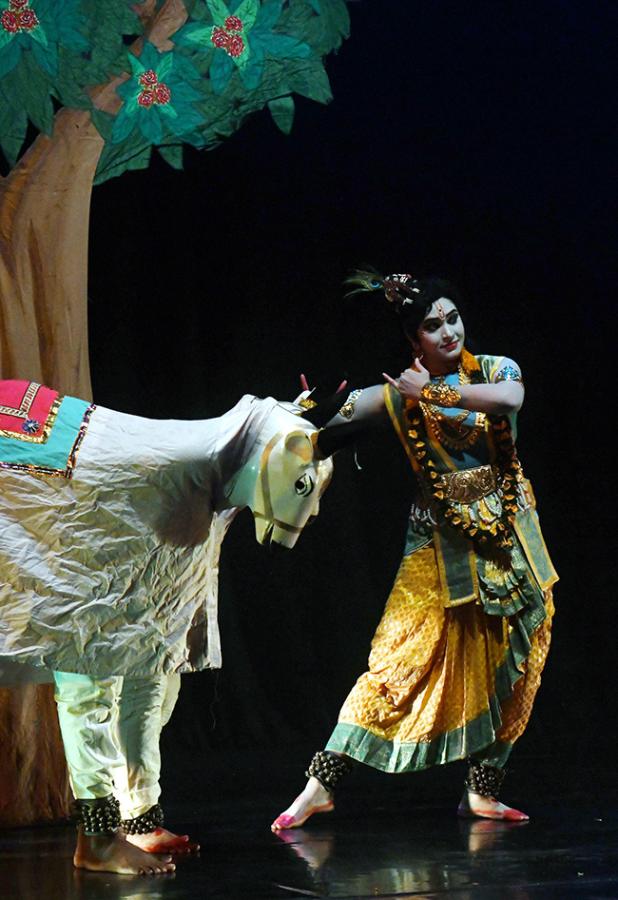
[{"xmin": 1, "ymin": 751, "xmax": 616, "ymax": 899}]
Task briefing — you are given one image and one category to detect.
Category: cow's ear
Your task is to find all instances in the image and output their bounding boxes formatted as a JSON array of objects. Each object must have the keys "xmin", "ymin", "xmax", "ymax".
[{"xmin": 284, "ymin": 431, "xmax": 313, "ymax": 464}]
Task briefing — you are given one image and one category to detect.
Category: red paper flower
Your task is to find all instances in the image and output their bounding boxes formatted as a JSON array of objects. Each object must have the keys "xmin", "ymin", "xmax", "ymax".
[
  {"xmin": 227, "ymin": 34, "xmax": 245, "ymax": 58},
  {"xmin": 154, "ymin": 82, "xmax": 171, "ymax": 104},
  {"xmin": 137, "ymin": 89, "xmax": 155, "ymax": 107},
  {"xmin": 224, "ymin": 15, "xmax": 243, "ymax": 33},
  {"xmin": 211, "ymin": 25, "xmax": 229, "ymax": 49},
  {"xmin": 9, "ymin": 0, "xmax": 29, "ymax": 10},
  {"xmin": 1, "ymin": 10, "xmax": 19, "ymax": 32},
  {"xmin": 139, "ymin": 68, "xmax": 158, "ymax": 87},
  {"xmin": 17, "ymin": 7, "xmax": 38, "ymax": 29}
]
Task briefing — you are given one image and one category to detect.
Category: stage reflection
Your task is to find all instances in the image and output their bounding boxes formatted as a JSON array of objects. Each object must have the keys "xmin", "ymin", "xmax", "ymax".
[{"xmin": 275, "ymin": 819, "xmax": 534, "ymax": 899}]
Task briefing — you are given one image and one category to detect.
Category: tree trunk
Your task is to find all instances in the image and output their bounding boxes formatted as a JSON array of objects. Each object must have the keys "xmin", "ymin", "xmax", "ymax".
[{"xmin": 0, "ymin": 0, "xmax": 188, "ymax": 827}]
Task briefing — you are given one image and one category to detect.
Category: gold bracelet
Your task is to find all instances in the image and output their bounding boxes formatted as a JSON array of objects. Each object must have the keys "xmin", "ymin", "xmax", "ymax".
[{"xmin": 420, "ymin": 379, "xmax": 462, "ymax": 408}]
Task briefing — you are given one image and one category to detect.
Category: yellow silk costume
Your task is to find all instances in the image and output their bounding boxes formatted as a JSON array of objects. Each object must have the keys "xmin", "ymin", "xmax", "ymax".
[{"xmin": 326, "ymin": 353, "xmax": 557, "ymax": 771}]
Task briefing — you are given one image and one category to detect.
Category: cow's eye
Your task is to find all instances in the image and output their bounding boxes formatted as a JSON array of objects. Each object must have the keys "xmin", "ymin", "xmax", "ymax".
[{"xmin": 294, "ymin": 474, "xmax": 314, "ymax": 496}]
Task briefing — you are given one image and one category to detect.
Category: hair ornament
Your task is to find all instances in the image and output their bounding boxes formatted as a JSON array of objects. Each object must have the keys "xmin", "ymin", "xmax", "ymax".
[
  {"xmin": 344, "ymin": 268, "xmax": 421, "ymax": 311},
  {"xmin": 383, "ymin": 273, "xmax": 420, "ymax": 308}
]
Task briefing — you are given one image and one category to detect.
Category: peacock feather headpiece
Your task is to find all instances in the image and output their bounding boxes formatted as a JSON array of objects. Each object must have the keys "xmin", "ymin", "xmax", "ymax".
[{"xmin": 344, "ymin": 268, "xmax": 421, "ymax": 310}]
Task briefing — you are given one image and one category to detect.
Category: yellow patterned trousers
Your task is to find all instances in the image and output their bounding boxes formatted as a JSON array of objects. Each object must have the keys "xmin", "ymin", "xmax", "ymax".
[{"xmin": 326, "ymin": 546, "xmax": 554, "ymax": 772}]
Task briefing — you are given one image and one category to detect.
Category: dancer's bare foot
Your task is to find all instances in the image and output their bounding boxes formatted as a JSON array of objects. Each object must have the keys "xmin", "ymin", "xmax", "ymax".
[
  {"xmin": 271, "ymin": 777, "xmax": 334, "ymax": 832},
  {"xmin": 126, "ymin": 827, "xmax": 200, "ymax": 855},
  {"xmin": 73, "ymin": 828, "xmax": 176, "ymax": 875},
  {"xmin": 457, "ymin": 790, "xmax": 529, "ymax": 822}
]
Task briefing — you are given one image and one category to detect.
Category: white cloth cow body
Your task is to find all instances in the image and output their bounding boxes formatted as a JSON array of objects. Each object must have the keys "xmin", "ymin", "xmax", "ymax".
[{"xmin": 0, "ymin": 391, "xmax": 332, "ymax": 682}]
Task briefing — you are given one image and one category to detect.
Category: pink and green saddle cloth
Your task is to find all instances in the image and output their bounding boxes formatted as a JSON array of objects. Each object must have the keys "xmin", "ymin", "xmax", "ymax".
[{"xmin": 0, "ymin": 380, "xmax": 93, "ymax": 479}]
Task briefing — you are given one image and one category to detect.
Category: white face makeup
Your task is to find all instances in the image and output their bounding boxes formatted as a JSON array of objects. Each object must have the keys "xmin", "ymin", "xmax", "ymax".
[{"xmin": 412, "ymin": 297, "xmax": 465, "ymax": 374}]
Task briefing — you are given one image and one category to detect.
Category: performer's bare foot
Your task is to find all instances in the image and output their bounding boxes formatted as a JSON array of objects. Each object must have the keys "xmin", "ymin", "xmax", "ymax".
[
  {"xmin": 126, "ymin": 827, "xmax": 200, "ymax": 855},
  {"xmin": 457, "ymin": 790, "xmax": 529, "ymax": 822},
  {"xmin": 271, "ymin": 777, "xmax": 334, "ymax": 832},
  {"xmin": 73, "ymin": 828, "xmax": 176, "ymax": 875}
]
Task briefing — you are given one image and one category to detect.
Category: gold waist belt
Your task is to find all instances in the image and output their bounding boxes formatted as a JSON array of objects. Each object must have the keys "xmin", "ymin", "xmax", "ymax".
[{"xmin": 439, "ymin": 464, "xmax": 497, "ymax": 504}]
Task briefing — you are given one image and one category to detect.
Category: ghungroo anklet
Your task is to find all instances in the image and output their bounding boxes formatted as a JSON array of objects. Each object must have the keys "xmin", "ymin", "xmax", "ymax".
[
  {"xmin": 74, "ymin": 795, "xmax": 121, "ymax": 835},
  {"xmin": 306, "ymin": 750, "xmax": 353, "ymax": 793},
  {"xmin": 121, "ymin": 803, "xmax": 165, "ymax": 835},
  {"xmin": 464, "ymin": 760, "xmax": 505, "ymax": 799}
]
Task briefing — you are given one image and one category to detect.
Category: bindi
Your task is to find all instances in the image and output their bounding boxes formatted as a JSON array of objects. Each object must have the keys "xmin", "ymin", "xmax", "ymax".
[{"xmin": 434, "ymin": 301, "xmax": 447, "ymax": 321}]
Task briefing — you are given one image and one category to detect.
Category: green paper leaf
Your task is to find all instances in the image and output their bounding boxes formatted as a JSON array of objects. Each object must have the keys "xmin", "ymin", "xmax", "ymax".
[
  {"xmin": 157, "ymin": 52, "xmax": 174, "ymax": 80},
  {"xmin": 255, "ymin": 1, "xmax": 283, "ymax": 32},
  {"xmin": 90, "ymin": 108, "xmax": 114, "ymax": 142},
  {"xmin": 259, "ymin": 33, "xmax": 312, "ymax": 59},
  {"xmin": 19, "ymin": 53, "xmax": 55, "ymax": 133},
  {"xmin": 128, "ymin": 51, "xmax": 146, "ymax": 76},
  {"xmin": 94, "ymin": 140, "xmax": 152, "ymax": 186},
  {"xmin": 307, "ymin": 0, "xmax": 321, "ymax": 12},
  {"xmin": 210, "ymin": 48, "xmax": 234, "ymax": 94},
  {"xmin": 286, "ymin": 58, "xmax": 332, "ymax": 104},
  {"xmin": 0, "ymin": 37, "xmax": 20, "ymax": 77},
  {"xmin": 234, "ymin": 0, "xmax": 259, "ymax": 31},
  {"xmin": 303, "ymin": 0, "xmax": 350, "ymax": 53},
  {"xmin": 168, "ymin": 79, "xmax": 202, "ymax": 103},
  {"xmin": 0, "ymin": 93, "xmax": 27, "ymax": 166},
  {"xmin": 170, "ymin": 105, "xmax": 204, "ymax": 135},
  {"xmin": 189, "ymin": 0, "xmax": 210, "ymax": 21},
  {"xmin": 268, "ymin": 95, "xmax": 294, "ymax": 134},
  {"xmin": 174, "ymin": 22, "xmax": 212, "ymax": 48},
  {"xmin": 171, "ymin": 52, "xmax": 204, "ymax": 83},
  {"xmin": 206, "ymin": 0, "xmax": 230, "ymax": 27},
  {"xmin": 157, "ymin": 142, "xmax": 184, "ymax": 170},
  {"xmin": 111, "ymin": 107, "xmax": 135, "ymax": 143},
  {"xmin": 0, "ymin": 30, "xmax": 14, "ymax": 51},
  {"xmin": 117, "ymin": 85, "xmax": 141, "ymax": 113},
  {"xmin": 29, "ymin": 25, "xmax": 49, "ymax": 49},
  {"xmin": 139, "ymin": 107, "xmax": 163, "ymax": 144},
  {"xmin": 239, "ymin": 49, "xmax": 264, "ymax": 89},
  {"xmin": 158, "ymin": 102, "xmax": 179, "ymax": 120},
  {"xmin": 32, "ymin": 36, "xmax": 57, "ymax": 76}
]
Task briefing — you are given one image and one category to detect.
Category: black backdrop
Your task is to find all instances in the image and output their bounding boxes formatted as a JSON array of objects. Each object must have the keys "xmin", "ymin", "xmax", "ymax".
[{"xmin": 87, "ymin": 0, "xmax": 614, "ymax": 773}]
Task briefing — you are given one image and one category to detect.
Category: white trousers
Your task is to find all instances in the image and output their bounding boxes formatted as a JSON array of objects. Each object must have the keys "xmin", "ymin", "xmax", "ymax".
[{"xmin": 53, "ymin": 671, "xmax": 181, "ymax": 820}]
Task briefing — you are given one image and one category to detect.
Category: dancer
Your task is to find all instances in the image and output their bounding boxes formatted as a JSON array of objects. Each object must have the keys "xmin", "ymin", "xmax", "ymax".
[{"xmin": 272, "ymin": 272, "xmax": 557, "ymax": 830}]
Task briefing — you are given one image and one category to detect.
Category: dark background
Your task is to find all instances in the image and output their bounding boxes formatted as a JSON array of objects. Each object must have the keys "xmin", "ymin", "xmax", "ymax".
[{"xmin": 87, "ymin": 0, "xmax": 614, "ymax": 792}]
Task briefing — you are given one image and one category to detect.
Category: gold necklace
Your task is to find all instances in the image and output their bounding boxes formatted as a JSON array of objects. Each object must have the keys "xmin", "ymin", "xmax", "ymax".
[{"xmin": 420, "ymin": 364, "xmax": 487, "ymax": 451}]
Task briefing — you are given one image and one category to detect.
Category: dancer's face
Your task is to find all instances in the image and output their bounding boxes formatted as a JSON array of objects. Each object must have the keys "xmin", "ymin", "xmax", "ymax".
[{"xmin": 411, "ymin": 297, "xmax": 465, "ymax": 374}]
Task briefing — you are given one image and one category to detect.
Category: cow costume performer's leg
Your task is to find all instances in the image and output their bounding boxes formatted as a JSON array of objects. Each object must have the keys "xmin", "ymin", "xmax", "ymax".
[
  {"xmin": 112, "ymin": 675, "xmax": 198, "ymax": 854},
  {"xmin": 53, "ymin": 672, "xmax": 190, "ymax": 874}
]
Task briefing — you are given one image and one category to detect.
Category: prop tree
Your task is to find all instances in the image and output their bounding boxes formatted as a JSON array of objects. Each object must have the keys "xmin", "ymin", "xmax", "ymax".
[{"xmin": 0, "ymin": 0, "xmax": 350, "ymax": 825}]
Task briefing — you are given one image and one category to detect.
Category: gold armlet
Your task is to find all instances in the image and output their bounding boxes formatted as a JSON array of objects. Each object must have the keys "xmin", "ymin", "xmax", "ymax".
[
  {"xmin": 420, "ymin": 380, "xmax": 462, "ymax": 408},
  {"xmin": 338, "ymin": 389, "xmax": 362, "ymax": 420}
]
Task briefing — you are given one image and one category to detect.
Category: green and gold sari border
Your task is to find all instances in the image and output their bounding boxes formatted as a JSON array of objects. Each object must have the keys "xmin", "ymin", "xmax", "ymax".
[{"xmin": 326, "ymin": 599, "xmax": 545, "ymax": 774}]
